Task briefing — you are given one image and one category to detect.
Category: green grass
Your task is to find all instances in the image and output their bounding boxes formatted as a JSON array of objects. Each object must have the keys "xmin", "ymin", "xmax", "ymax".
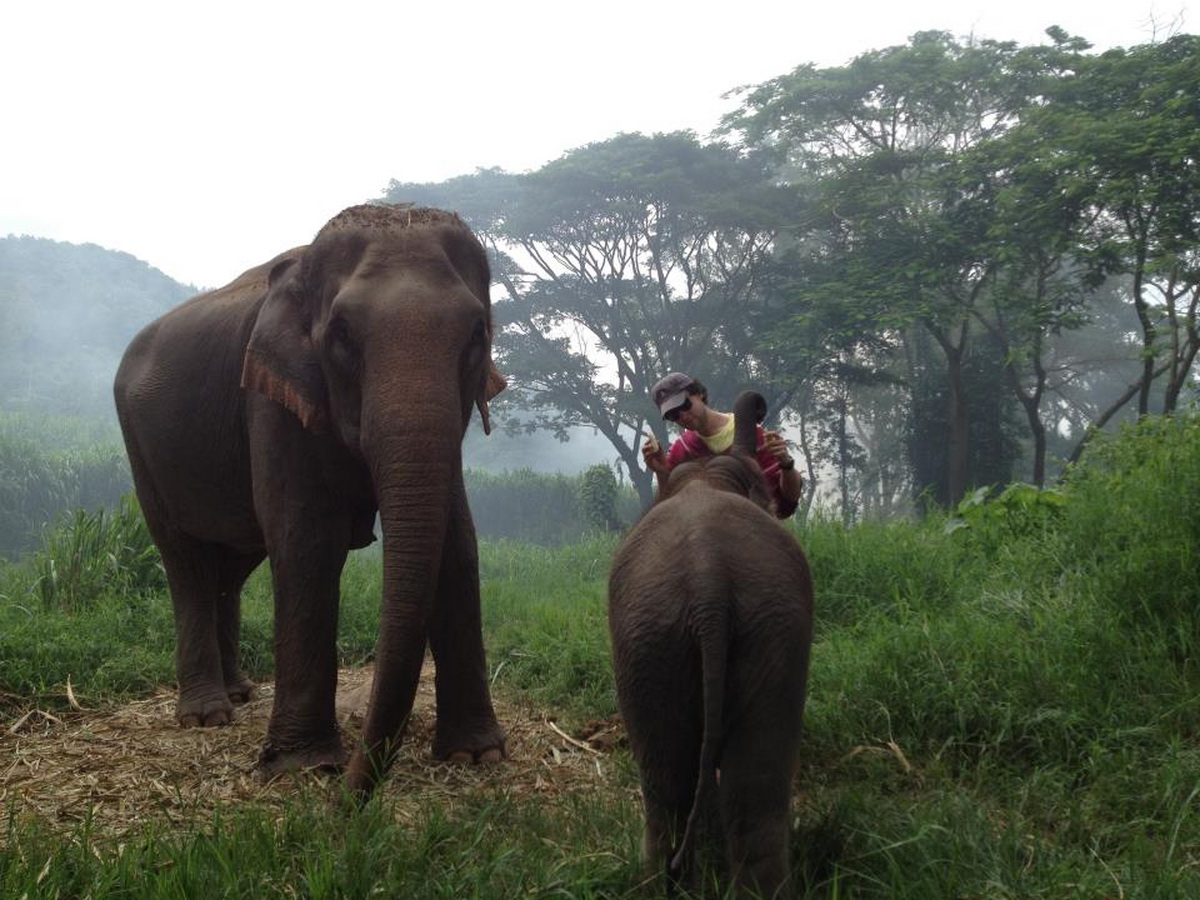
[
  {"xmin": 3, "ymin": 414, "xmax": 1200, "ymax": 896},
  {"xmin": 481, "ymin": 536, "xmax": 618, "ymax": 722},
  {"xmin": 0, "ymin": 796, "xmax": 652, "ymax": 900},
  {"xmin": 0, "ymin": 412, "xmax": 133, "ymax": 560},
  {"xmin": 0, "ymin": 792, "xmax": 645, "ymax": 899}
]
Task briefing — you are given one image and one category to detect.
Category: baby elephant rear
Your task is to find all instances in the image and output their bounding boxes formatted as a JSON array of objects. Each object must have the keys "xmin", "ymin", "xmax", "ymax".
[{"xmin": 608, "ymin": 392, "xmax": 814, "ymax": 898}]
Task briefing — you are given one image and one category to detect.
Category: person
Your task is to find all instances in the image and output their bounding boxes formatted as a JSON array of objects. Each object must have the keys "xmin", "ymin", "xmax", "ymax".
[{"xmin": 642, "ymin": 372, "xmax": 803, "ymax": 519}]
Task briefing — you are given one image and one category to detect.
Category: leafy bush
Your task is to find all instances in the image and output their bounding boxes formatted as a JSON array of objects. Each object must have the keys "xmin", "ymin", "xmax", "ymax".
[
  {"xmin": 802, "ymin": 411, "xmax": 1200, "ymax": 775},
  {"xmin": 576, "ymin": 463, "xmax": 621, "ymax": 531},
  {"xmin": 30, "ymin": 495, "xmax": 164, "ymax": 611},
  {"xmin": 944, "ymin": 482, "xmax": 1068, "ymax": 543}
]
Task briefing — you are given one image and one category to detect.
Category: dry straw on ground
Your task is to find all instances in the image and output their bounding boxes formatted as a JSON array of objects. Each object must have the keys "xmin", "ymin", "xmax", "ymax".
[{"xmin": 1, "ymin": 659, "xmax": 627, "ymax": 840}]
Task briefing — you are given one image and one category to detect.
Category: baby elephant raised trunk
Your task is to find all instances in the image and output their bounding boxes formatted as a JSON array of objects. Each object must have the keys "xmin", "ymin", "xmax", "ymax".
[{"xmin": 733, "ymin": 391, "xmax": 768, "ymax": 455}]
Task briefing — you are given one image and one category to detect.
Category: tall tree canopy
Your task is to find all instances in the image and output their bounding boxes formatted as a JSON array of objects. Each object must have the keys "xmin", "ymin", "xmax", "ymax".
[
  {"xmin": 725, "ymin": 29, "xmax": 1200, "ymax": 506},
  {"xmin": 725, "ymin": 31, "xmax": 1079, "ymax": 505},
  {"xmin": 380, "ymin": 30, "xmax": 1199, "ymax": 518},
  {"xmin": 1053, "ymin": 34, "xmax": 1200, "ymax": 417},
  {"xmin": 386, "ymin": 132, "xmax": 808, "ymax": 504}
]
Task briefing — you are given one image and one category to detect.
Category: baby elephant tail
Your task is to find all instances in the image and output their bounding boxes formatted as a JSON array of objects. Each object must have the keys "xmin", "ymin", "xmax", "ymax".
[{"xmin": 668, "ymin": 608, "xmax": 729, "ymax": 884}]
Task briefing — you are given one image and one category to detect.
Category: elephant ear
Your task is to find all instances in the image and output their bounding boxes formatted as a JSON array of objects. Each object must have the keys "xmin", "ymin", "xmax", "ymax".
[
  {"xmin": 241, "ymin": 256, "xmax": 329, "ymax": 432},
  {"xmin": 733, "ymin": 391, "xmax": 768, "ymax": 455},
  {"xmin": 475, "ymin": 359, "xmax": 507, "ymax": 435}
]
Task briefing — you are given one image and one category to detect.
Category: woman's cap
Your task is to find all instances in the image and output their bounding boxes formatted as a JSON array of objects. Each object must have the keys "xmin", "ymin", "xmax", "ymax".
[{"xmin": 652, "ymin": 372, "xmax": 693, "ymax": 419}]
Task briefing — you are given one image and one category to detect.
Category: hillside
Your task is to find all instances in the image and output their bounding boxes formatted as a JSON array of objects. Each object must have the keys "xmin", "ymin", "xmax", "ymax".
[{"xmin": 0, "ymin": 235, "xmax": 196, "ymax": 419}]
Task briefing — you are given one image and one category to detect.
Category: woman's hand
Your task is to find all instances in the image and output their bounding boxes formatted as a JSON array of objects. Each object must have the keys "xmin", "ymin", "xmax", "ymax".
[
  {"xmin": 642, "ymin": 433, "xmax": 668, "ymax": 475},
  {"xmin": 762, "ymin": 430, "xmax": 794, "ymax": 469}
]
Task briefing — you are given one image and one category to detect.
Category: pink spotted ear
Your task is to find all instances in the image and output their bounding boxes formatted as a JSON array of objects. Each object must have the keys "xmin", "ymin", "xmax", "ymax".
[
  {"xmin": 240, "ymin": 255, "xmax": 329, "ymax": 432},
  {"xmin": 476, "ymin": 359, "xmax": 507, "ymax": 435},
  {"xmin": 241, "ymin": 350, "xmax": 326, "ymax": 431}
]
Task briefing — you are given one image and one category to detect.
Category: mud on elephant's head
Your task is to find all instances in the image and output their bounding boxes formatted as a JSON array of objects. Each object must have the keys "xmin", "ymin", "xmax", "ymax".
[
  {"xmin": 659, "ymin": 390, "xmax": 775, "ymax": 513},
  {"xmin": 240, "ymin": 203, "xmax": 505, "ymax": 455}
]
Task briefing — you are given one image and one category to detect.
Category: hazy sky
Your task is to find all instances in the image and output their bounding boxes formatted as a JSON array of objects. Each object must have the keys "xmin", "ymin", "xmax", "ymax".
[{"xmin": 3, "ymin": 0, "xmax": 1191, "ymax": 288}]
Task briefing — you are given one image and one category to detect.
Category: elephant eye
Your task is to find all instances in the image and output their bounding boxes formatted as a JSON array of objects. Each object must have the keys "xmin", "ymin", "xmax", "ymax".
[{"xmin": 326, "ymin": 317, "xmax": 359, "ymax": 370}]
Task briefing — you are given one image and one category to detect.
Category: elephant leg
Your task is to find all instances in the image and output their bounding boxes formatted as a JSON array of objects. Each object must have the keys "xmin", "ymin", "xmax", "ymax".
[
  {"xmin": 428, "ymin": 484, "xmax": 505, "ymax": 762},
  {"xmin": 255, "ymin": 534, "xmax": 349, "ymax": 778},
  {"xmin": 638, "ymin": 742, "xmax": 704, "ymax": 889},
  {"xmin": 249, "ymin": 418, "xmax": 353, "ymax": 777},
  {"xmin": 158, "ymin": 538, "xmax": 261, "ymax": 727},
  {"xmin": 717, "ymin": 705, "xmax": 801, "ymax": 899},
  {"xmin": 619, "ymin": 676, "xmax": 704, "ymax": 884},
  {"xmin": 216, "ymin": 551, "xmax": 264, "ymax": 704}
]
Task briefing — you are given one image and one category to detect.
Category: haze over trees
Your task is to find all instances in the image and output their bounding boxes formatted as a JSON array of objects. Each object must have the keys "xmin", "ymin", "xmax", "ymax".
[
  {"xmin": 385, "ymin": 134, "xmax": 808, "ymax": 506},
  {"xmin": 385, "ymin": 28, "xmax": 1200, "ymax": 517},
  {"xmin": 5, "ymin": 27, "xmax": 1197, "ymax": 523},
  {"xmin": 0, "ymin": 236, "xmax": 622, "ymax": 559}
]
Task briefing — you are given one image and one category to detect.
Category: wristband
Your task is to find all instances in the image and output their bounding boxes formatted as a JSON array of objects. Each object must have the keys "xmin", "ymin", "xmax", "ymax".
[{"xmin": 779, "ymin": 457, "xmax": 795, "ymax": 471}]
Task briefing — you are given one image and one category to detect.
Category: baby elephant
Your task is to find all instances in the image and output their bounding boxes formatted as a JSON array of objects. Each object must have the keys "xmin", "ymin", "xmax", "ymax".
[{"xmin": 608, "ymin": 391, "xmax": 814, "ymax": 898}]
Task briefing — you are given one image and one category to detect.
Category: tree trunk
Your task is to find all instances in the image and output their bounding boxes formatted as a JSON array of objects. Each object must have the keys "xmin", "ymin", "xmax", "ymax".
[{"xmin": 945, "ymin": 345, "xmax": 970, "ymax": 508}]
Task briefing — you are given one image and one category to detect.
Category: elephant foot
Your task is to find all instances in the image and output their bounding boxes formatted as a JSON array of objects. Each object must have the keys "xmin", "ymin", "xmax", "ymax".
[
  {"xmin": 176, "ymin": 694, "xmax": 234, "ymax": 728},
  {"xmin": 225, "ymin": 676, "xmax": 256, "ymax": 705},
  {"xmin": 444, "ymin": 747, "xmax": 505, "ymax": 764},
  {"xmin": 432, "ymin": 717, "xmax": 507, "ymax": 764},
  {"xmin": 255, "ymin": 735, "xmax": 348, "ymax": 782}
]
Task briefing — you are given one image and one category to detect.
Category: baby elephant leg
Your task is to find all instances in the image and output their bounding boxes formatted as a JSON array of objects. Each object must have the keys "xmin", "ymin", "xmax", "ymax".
[
  {"xmin": 625, "ymin": 697, "xmax": 702, "ymax": 884},
  {"xmin": 718, "ymin": 712, "xmax": 801, "ymax": 898}
]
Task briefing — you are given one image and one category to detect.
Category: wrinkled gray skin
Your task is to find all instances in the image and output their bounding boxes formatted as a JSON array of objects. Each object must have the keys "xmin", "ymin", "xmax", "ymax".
[
  {"xmin": 608, "ymin": 392, "xmax": 814, "ymax": 899},
  {"xmin": 114, "ymin": 204, "xmax": 506, "ymax": 799}
]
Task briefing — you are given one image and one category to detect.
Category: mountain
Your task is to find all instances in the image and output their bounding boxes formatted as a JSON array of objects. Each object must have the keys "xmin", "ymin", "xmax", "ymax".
[{"xmin": 0, "ymin": 235, "xmax": 196, "ymax": 419}]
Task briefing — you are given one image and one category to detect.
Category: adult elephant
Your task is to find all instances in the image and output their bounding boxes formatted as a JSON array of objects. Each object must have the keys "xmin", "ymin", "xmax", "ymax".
[
  {"xmin": 114, "ymin": 203, "xmax": 506, "ymax": 798},
  {"xmin": 608, "ymin": 391, "xmax": 814, "ymax": 898}
]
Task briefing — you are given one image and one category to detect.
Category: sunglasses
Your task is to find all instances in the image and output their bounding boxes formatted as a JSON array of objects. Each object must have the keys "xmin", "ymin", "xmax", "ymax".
[{"xmin": 664, "ymin": 397, "xmax": 692, "ymax": 423}]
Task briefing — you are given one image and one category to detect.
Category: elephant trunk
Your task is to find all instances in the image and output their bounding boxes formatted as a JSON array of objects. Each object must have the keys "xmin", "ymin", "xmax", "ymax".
[
  {"xmin": 733, "ymin": 391, "xmax": 767, "ymax": 455},
  {"xmin": 344, "ymin": 400, "xmax": 460, "ymax": 798}
]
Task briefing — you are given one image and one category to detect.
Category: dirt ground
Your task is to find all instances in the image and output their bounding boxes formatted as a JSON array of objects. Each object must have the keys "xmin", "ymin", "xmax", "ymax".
[{"xmin": 1, "ymin": 659, "xmax": 627, "ymax": 838}]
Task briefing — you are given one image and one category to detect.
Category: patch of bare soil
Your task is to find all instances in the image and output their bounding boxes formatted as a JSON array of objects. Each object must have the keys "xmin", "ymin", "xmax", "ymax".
[{"xmin": 1, "ymin": 659, "xmax": 628, "ymax": 840}]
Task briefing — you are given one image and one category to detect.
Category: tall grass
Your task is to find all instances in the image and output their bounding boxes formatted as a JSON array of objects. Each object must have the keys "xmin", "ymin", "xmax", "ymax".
[
  {"xmin": 0, "ymin": 417, "xmax": 132, "ymax": 559},
  {"xmin": 481, "ymin": 536, "xmax": 619, "ymax": 720},
  {"xmin": 28, "ymin": 495, "xmax": 164, "ymax": 610},
  {"xmin": 465, "ymin": 467, "xmax": 640, "ymax": 545},
  {"xmin": 0, "ymin": 792, "xmax": 645, "ymax": 900},
  {"xmin": 786, "ymin": 415, "xmax": 1200, "ymax": 897},
  {"xmin": 3, "ymin": 414, "xmax": 1200, "ymax": 896}
]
